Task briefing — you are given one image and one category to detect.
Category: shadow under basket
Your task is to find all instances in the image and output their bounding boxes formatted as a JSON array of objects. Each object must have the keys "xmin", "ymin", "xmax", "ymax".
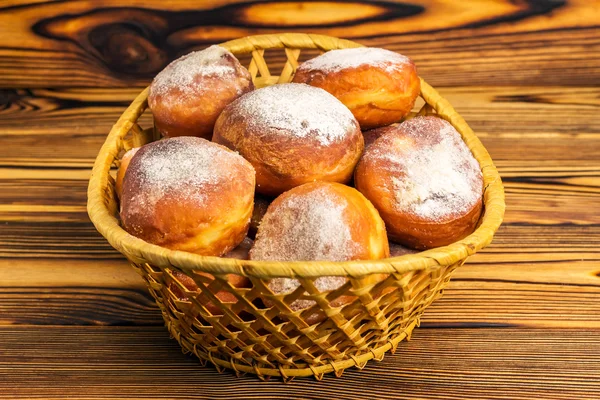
[{"xmin": 87, "ymin": 33, "xmax": 505, "ymax": 381}]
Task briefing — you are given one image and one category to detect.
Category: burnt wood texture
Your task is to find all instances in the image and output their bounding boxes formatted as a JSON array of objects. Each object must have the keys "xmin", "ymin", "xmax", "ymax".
[{"xmin": 0, "ymin": 0, "xmax": 599, "ymax": 398}]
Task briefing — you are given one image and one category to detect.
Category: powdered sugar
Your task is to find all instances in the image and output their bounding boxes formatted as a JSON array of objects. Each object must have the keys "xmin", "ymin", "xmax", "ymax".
[
  {"xmin": 231, "ymin": 83, "xmax": 358, "ymax": 146},
  {"xmin": 366, "ymin": 116, "xmax": 482, "ymax": 221},
  {"xmin": 121, "ymin": 137, "xmax": 238, "ymax": 217},
  {"xmin": 150, "ymin": 45, "xmax": 237, "ymax": 99},
  {"xmin": 250, "ymin": 185, "xmax": 357, "ymax": 262},
  {"xmin": 298, "ymin": 47, "xmax": 412, "ymax": 74}
]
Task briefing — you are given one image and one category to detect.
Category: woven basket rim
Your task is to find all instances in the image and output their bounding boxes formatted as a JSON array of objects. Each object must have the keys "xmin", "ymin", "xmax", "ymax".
[{"xmin": 86, "ymin": 33, "xmax": 505, "ymax": 279}]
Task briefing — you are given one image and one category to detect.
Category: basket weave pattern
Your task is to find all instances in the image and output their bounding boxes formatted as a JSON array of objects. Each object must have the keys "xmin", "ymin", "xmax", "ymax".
[{"xmin": 87, "ymin": 33, "xmax": 505, "ymax": 380}]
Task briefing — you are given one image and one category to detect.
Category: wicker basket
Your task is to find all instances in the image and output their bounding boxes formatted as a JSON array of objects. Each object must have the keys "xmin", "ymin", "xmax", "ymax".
[{"xmin": 87, "ymin": 33, "xmax": 505, "ymax": 381}]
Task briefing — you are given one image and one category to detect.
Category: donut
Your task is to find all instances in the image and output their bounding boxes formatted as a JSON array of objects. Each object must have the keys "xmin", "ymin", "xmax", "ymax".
[
  {"xmin": 354, "ymin": 116, "xmax": 483, "ymax": 249},
  {"xmin": 292, "ymin": 47, "xmax": 420, "ymax": 130},
  {"xmin": 250, "ymin": 181, "xmax": 389, "ymax": 324},
  {"xmin": 148, "ymin": 45, "xmax": 254, "ymax": 139},
  {"xmin": 120, "ymin": 136, "xmax": 255, "ymax": 256},
  {"xmin": 115, "ymin": 147, "xmax": 139, "ymax": 199},
  {"xmin": 212, "ymin": 83, "xmax": 364, "ymax": 196}
]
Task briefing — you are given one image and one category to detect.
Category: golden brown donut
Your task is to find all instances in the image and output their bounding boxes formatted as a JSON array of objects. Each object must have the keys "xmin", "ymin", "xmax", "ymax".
[
  {"xmin": 213, "ymin": 83, "xmax": 364, "ymax": 196},
  {"xmin": 120, "ymin": 136, "xmax": 255, "ymax": 256},
  {"xmin": 354, "ymin": 116, "xmax": 484, "ymax": 250},
  {"xmin": 292, "ymin": 47, "xmax": 420, "ymax": 130},
  {"xmin": 149, "ymin": 45, "xmax": 254, "ymax": 139},
  {"xmin": 250, "ymin": 181, "xmax": 389, "ymax": 324},
  {"xmin": 115, "ymin": 147, "xmax": 139, "ymax": 199}
]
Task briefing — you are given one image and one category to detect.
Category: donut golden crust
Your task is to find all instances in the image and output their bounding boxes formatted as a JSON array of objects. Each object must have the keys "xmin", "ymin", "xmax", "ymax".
[
  {"xmin": 120, "ymin": 137, "xmax": 255, "ymax": 256},
  {"xmin": 355, "ymin": 116, "xmax": 483, "ymax": 250},
  {"xmin": 148, "ymin": 45, "xmax": 254, "ymax": 139},
  {"xmin": 292, "ymin": 47, "xmax": 420, "ymax": 130},
  {"xmin": 115, "ymin": 147, "xmax": 139, "ymax": 199},
  {"xmin": 213, "ymin": 83, "xmax": 364, "ymax": 196},
  {"xmin": 250, "ymin": 181, "xmax": 389, "ymax": 324}
]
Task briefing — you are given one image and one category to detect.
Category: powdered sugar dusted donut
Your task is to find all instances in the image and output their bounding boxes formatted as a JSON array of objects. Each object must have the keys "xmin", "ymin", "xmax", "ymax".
[
  {"xmin": 355, "ymin": 116, "xmax": 483, "ymax": 249},
  {"xmin": 292, "ymin": 47, "xmax": 420, "ymax": 130},
  {"xmin": 149, "ymin": 45, "xmax": 253, "ymax": 139},
  {"xmin": 250, "ymin": 181, "xmax": 389, "ymax": 324},
  {"xmin": 120, "ymin": 137, "xmax": 255, "ymax": 256},
  {"xmin": 212, "ymin": 83, "xmax": 363, "ymax": 196}
]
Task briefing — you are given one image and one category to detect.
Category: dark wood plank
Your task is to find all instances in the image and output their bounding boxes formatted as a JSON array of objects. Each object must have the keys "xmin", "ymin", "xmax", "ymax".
[
  {"xmin": 0, "ymin": 326, "xmax": 598, "ymax": 399},
  {"xmin": 0, "ymin": 1, "xmax": 598, "ymax": 87},
  {"xmin": 0, "ymin": 258, "xmax": 163, "ymax": 326}
]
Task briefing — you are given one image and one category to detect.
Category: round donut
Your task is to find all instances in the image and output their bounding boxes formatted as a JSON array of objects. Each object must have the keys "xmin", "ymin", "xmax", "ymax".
[
  {"xmin": 250, "ymin": 181, "xmax": 389, "ymax": 324},
  {"xmin": 115, "ymin": 147, "xmax": 139, "ymax": 199},
  {"xmin": 292, "ymin": 47, "xmax": 420, "ymax": 130},
  {"xmin": 149, "ymin": 45, "xmax": 254, "ymax": 139},
  {"xmin": 354, "ymin": 116, "xmax": 483, "ymax": 249},
  {"xmin": 212, "ymin": 83, "xmax": 364, "ymax": 196},
  {"xmin": 120, "ymin": 136, "xmax": 255, "ymax": 256}
]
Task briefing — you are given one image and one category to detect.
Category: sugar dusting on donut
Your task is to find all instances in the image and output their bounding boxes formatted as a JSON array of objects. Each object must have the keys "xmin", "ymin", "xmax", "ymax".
[
  {"xmin": 250, "ymin": 185, "xmax": 357, "ymax": 261},
  {"xmin": 298, "ymin": 47, "xmax": 412, "ymax": 74},
  {"xmin": 250, "ymin": 185, "xmax": 357, "ymax": 307},
  {"xmin": 232, "ymin": 83, "xmax": 358, "ymax": 146},
  {"xmin": 150, "ymin": 45, "xmax": 238, "ymax": 98},
  {"xmin": 367, "ymin": 116, "xmax": 482, "ymax": 221},
  {"xmin": 122, "ymin": 137, "xmax": 240, "ymax": 218}
]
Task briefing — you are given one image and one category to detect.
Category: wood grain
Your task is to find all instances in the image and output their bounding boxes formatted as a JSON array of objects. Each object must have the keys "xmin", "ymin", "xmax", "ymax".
[
  {"xmin": 1, "ymin": 86, "xmax": 598, "ymax": 167},
  {"xmin": 0, "ymin": 326, "xmax": 598, "ymax": 399},
  {"xmin": 1, "ymin": 0, "xmax": 599, "ymax": 395},
  {"xmin": 1, "ymin": 256, "xmax": 599, "ymax": 328},
  {"xmin": 0, "ymin": 0, "xmax": 598, "ymax": 87}
]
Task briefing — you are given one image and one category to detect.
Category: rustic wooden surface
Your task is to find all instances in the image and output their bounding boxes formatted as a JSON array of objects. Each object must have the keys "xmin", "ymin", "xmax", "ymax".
[{"xmin": 1, "ymin": 0, "xmax": 599, "ymax": 398}]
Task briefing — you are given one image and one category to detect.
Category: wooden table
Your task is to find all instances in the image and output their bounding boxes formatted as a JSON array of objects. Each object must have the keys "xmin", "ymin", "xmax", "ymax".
[{"xmin": 1, "ymin": 1, "xmax": 599, "ymax": 398}]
